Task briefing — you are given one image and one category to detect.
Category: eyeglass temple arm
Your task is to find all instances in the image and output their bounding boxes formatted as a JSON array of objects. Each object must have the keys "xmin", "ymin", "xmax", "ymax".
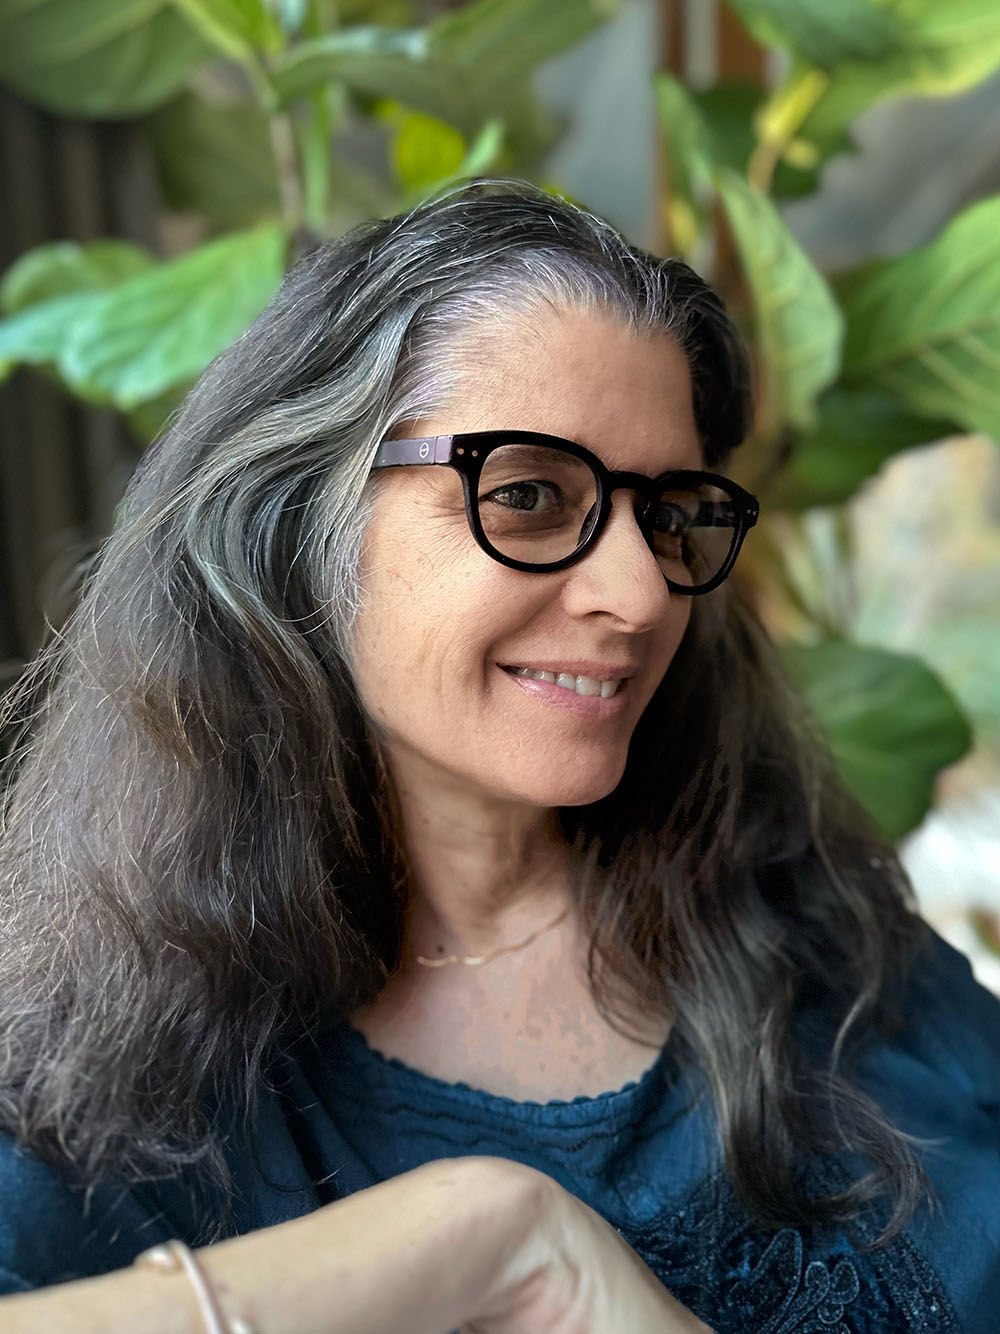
[{"xmin": 372, "ymin": 436, "xmax": 453, "ymax": 468}]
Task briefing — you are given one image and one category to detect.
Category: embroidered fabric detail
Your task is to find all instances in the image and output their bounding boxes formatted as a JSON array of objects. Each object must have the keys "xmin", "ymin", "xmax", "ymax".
[{"xmin": 614, "ymin": 1163, "xmax": 958, "ymax": 1334}]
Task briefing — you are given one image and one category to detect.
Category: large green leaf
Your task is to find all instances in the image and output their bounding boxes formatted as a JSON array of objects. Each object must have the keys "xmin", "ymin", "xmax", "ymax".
[
  {"xmin": 728, "ymin": 0, "xmax": 900, "ymax": 69},
  {"xmin": 0, "ymin": 225, "xmax": 287, "ymax": 407},
  {"xmin": 430, "ymin": 0, "xmax": 617, "ymax": 90},
  {"xmin": 0, "ymin": 293, "xmax": 105, "ymax": 382},
  {"xmin": 271, "ymin": 0, "xmax": 616, "ymax": 133},
  {"xmin": 269, "ymin": 26, "xmax": 455, "ymax": 116},
  {"xmin": 768, "ymin": 385, "xmax": 956, "ymax": 509},
  {"xmin": 781, "ymin": 639, "xmax": 972, "ymax": 839},
  {"xmin": 840, "ymin": 194, "xmax": 1000, "ymax": 439},
  {"xmin": 798, "ymin": 0, "xmax": 1000, "ymax": 161},
  {"xmin": 715, "ymin": 167, "xmax": 842, "ymax": 434},
  {"xmin": 1, "ymin": 0, "xmax": 161, "ymax": 58},
  {"xmin": 0, "ymin": 0, "xmax": 211, "ymax": 118},
  {"xmin": 0, "ymin": 240, "xmax": 156, "ymax": 380},
  {"xmin": 62, "ymin": 223, "xmax": 288, "ymax": 406},
  {"xmin": 1, "ymin": 241, "xmax": 154, "ymax": 314},
  {"xmin": 148, "ymin": 93, "xmax": 280, "ymax": 229}
]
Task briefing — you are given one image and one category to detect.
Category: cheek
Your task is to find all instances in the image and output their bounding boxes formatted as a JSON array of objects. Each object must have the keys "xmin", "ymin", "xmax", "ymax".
[{"xmin": 353, "ymin": 561, "xmax": 483, "ymax": 720}]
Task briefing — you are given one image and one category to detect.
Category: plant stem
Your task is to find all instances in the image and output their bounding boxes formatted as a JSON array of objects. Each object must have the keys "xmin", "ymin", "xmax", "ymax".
[
  {"xmin": 297, "ymin": 0, "xmax": 340, "ymax": 235},
  {"xmin": 748, "ymin": 67, "xmax": 829, "ymax": 195},
  {"xmin": 269, "ymin": 111, "xmax": 306, "ymax": 232},
  {"xmin": 241, "ymin": 48, "xmax": 308, "ymax": 236}
]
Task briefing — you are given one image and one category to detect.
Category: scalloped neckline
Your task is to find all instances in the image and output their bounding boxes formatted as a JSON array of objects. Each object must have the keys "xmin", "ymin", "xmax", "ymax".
[{"xmin": 338, "ymin": 1017, "xmax": 675, "ymax": 1112}]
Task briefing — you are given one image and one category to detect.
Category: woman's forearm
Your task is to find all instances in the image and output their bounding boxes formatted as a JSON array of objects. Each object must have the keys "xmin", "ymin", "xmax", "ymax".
[{"xmin": 0, "ymin": 1156, "xmax": 542, "ymax": 1334}]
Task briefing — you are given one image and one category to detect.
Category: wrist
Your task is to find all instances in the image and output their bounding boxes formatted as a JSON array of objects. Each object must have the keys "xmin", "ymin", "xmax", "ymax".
[
  {"xmin": 435, "ymin": 1156, "xmax": 555, "ymax": 1309},
  {"xmin": 308, "ymin": 1155, "xmax": 548, "ymax": 1334},
  {"xmin": 466, "ymin": 1161, "xmax": 576, "ymax": 1326}
]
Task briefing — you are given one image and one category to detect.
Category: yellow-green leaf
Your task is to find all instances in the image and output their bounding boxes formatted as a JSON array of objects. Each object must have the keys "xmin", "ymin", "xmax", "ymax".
[{"xmin": 381, "ymin": 105, "xmax": 466, "ymax": 191}]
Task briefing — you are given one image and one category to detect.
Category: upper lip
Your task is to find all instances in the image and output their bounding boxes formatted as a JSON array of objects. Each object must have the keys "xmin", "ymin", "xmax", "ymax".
[{"xmin": 499, "ymin": 660, "xmax": 640, "ymax": 680}]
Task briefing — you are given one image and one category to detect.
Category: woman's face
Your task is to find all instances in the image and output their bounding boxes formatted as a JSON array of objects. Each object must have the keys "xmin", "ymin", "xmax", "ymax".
[{"xmin": 352, "ymin": 306, "xmax": 704, "ymax": 811}]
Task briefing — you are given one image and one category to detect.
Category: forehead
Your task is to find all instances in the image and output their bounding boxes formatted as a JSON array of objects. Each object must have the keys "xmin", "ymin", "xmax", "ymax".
[{"xmin": 436, "ymin": 306, "xmax": 701, "ymax": 470}]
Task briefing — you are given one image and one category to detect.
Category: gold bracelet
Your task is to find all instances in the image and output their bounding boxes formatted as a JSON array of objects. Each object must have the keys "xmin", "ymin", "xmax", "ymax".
[{"xmin": 134, "ymin": 1240, "xmax": 256, "ymax": 1334}]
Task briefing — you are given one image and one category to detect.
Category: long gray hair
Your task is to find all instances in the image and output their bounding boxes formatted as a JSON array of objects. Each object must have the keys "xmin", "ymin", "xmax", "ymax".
[{"xmin": 0, "ymin": 179, "xmax": 927, "ymax": 1246}]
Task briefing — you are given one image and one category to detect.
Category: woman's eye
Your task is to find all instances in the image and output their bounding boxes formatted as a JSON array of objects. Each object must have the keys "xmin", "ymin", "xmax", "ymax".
[
  {"xmin": 654, "ymin": 503, "xmax": 691, "ymax": 536},
  {"xmin": 482, "ymin": 481, "xmax": 561, "ymax": 512}
]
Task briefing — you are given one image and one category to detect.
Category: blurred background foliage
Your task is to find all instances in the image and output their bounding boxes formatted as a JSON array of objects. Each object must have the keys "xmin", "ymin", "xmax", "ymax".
[{"xmin": 0, "ymin": 0, "xmax": 998, "ymax": 977}]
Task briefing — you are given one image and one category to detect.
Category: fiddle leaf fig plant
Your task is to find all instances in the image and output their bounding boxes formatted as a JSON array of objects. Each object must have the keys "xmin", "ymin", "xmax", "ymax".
[{"xmin": 0, "ymin": 0, "xmax": 614, "ymax": 413}]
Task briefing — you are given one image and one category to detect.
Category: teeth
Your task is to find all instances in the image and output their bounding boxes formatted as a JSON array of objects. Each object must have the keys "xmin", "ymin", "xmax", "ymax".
[{"xmin": 509, "ymin": 667, "xmax": 622, "ymax": 699}]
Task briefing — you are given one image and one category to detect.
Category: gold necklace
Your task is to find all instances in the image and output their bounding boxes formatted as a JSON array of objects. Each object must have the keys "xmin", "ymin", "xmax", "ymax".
[{"xmin": 414, "ymin": 904, "xmax": 571, "ymax": 967}]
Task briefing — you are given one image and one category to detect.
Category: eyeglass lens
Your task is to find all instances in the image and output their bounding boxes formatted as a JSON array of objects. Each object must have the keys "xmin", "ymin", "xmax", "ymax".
[{"xmin": 476, "ymin": 441, "xmax": 740, "ymax": 588}]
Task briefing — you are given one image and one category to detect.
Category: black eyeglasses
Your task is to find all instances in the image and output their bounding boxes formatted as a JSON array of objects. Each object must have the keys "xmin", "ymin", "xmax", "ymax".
[{"xmin": 371, "ymin": 430, "xmax": 759, "ymax": 595}]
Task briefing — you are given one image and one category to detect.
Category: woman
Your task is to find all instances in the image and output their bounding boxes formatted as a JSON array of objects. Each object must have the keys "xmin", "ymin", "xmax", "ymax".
[{"xmin": 0, "ymin": 179, "xmax": 997, "ymax": 1333}]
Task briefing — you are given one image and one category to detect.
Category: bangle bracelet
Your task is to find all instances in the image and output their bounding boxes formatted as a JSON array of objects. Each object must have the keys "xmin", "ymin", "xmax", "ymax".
[{"xmin": 134, "ymin": 1240, "xmax": 256, "ymax": 1334}]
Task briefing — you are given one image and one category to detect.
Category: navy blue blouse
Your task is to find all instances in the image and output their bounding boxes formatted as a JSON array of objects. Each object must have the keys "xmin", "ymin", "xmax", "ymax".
[{"xmin": 1, "ymin": 927, "xmax": 998, "ymax": 1332}]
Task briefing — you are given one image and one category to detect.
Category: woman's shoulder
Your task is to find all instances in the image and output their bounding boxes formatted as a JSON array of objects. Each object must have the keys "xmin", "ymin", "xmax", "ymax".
[
  {"xmin": 862, "ymin": 924, "xmax": 1000, "ymax": 1117},
  {"xmin": 0, "ymin": 1072, "xmax": 327, "ymax": 1295},
  {"xmin": 838, "ymin": 925, "xmax": 1000, "ymax": 1332},
  {"xmin": 619, "ymin": 932, "xmax": 1000, "ymax": 1334},
  {"xmin": 0, "ymin": 1130, "xmax": 169, "ymax": 1293}
]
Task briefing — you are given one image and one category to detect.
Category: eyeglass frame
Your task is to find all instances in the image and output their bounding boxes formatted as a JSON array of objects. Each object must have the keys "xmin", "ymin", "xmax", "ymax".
[{"xmin": 370, "ymin": 429, "xmax": 760, "ymax": 595}]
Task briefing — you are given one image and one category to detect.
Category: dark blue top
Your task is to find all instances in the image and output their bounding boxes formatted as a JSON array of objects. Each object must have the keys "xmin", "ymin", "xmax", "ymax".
[{"xmin": 2, "ymin": 928, "xmax": 998, "ymax": 1332}]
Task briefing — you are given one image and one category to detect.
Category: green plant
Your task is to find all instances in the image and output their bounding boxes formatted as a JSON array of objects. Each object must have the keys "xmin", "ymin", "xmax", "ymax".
[
  {"xmin": 0, "ymin": 0, "xmax": 615, "ymax": 425},
  {"xmin": 655, "ymin": 0, "xmax": 1000, "ymax": 846},
  {"xmin": 1, "ymin": 0, "xmax": 997, "ymax": 848}
]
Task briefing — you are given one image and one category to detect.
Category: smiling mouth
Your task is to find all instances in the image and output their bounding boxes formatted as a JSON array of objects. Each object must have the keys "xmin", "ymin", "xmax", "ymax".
[{"xmin": 499, "ymin": 665, "xmax": 623, "ymax": 699}]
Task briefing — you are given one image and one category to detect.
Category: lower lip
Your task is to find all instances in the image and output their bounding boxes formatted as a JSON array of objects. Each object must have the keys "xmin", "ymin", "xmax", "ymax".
[{"xmin": 498, "ymin": 666, "xmax": 629, "ymax": 719}]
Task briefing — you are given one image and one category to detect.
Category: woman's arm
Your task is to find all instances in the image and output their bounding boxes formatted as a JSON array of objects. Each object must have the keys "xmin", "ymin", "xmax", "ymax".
[
  {"xmin": 0, "ymin": 1156, "xmax": 538, "ymax": 1334},
  {"xmin": 0, "ymin": 1155, "xmax": 715, "ymax": 1334}
]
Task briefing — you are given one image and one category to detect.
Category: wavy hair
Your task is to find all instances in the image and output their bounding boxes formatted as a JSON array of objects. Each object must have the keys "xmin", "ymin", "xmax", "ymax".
[{"xmin": 0, "ymin": 179, "xmax": 928, "ymax": 1246}]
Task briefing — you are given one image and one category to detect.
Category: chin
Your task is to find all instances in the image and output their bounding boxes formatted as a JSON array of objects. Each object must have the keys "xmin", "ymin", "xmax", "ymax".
[{"xmin": 512, "ymin": 766, "xmax": 627, "ymax": 810}]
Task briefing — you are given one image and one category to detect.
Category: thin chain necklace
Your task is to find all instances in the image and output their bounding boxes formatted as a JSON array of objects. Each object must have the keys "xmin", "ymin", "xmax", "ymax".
[{"xmin": 414, "ymin": 904, "xmax": 571, "ymax": 967}]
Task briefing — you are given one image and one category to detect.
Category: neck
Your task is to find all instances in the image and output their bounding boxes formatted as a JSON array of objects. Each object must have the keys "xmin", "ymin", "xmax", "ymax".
[{"xmin": 386, "ymin": 762, "xmax": 574, "ymax": 968}]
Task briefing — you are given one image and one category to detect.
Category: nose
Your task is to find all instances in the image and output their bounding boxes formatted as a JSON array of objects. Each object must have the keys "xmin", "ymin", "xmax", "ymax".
[{"xmin": 560, "ymin": 487, "xmax": 672, "ymax": 630}]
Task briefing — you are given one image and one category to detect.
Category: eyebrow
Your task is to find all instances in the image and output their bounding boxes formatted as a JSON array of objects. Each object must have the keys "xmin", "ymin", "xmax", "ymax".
[{"xmin": 483, "ymin": 443, "xmax": 590, "ymax": 467}]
